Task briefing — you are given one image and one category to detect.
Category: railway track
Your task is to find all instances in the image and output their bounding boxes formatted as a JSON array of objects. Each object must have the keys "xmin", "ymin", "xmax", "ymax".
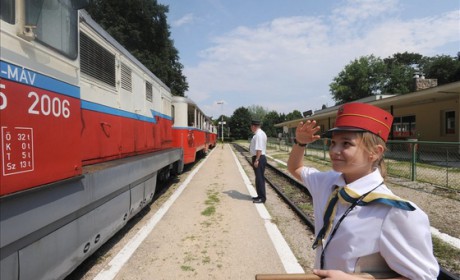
[{"xmin": 232, "ymin": 143, "xmax": 459, "ymax": 280}]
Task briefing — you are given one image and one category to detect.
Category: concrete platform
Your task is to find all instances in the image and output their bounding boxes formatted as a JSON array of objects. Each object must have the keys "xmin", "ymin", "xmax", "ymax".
[{"xmin": 93, "ymin": 144, "xmax": 303, "ymax": 280}]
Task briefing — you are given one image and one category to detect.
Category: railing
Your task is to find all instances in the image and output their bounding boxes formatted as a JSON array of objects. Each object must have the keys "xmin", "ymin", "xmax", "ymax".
[{"xmin": 268, "ymin": 138, "xmax": 460, "ymax": 191}]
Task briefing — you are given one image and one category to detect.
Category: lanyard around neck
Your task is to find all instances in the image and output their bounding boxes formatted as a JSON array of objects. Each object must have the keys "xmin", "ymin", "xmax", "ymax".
[{"xmin": 319, "ymin": 181, "xmax": 384, "ymax": 269}]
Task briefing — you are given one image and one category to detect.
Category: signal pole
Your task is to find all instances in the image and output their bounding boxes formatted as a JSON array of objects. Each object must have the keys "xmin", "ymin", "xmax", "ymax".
[{"xmin": 217, "ymin": 101, "xmax": 225, "ymax": 146}]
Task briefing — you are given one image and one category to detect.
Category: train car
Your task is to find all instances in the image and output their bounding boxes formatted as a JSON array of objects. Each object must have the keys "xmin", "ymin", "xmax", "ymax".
[
  {"xmin": 0, "ymin": 2, "xmax": 183, "ymax": 280},
  {"xmin": 207, "ymin": 126, "xmax": 218, "ymax": 149},
  {"xmin": 172, "ymin": 96, "xmax": 217, "ymax": 164}
]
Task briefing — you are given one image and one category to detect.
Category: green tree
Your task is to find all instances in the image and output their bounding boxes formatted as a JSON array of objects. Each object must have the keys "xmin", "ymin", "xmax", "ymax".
[
  {"xmin": 86, "ymin": 0, "xmax": 188, "ymax": 96},
  {"xmin": 285, "ymin": 110, "xmax": 303, "ymax": 121},
  {"xmin": 330, "ymin": 55, "xmax": 386, "ymax": 104},
  {"xmin": 229, "ymin": 107, "xmax": 252, "ymax": 140},
  {"xmin": 262, "ymin": 111, "xmax": 283, "ymax": 137},
  {"xmin": 247, "ymin": 105, "xmax": 268, "ymax": 122},
  {"xmin": 383, "ymin": 52, "xmax": 423, "ymax": 94},
  {"xmin": 421, "ymin": 55, "xmax": 460, "ymax": 85},
  {"xmin": 329, "ymin": 52, "xmax": 460, "ymax": 105}
]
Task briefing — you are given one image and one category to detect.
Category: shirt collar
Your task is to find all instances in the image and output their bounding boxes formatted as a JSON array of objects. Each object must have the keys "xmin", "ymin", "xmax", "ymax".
[{"xmin": 332, "ymin": 169, "xmax": 384, "ymax": 195}]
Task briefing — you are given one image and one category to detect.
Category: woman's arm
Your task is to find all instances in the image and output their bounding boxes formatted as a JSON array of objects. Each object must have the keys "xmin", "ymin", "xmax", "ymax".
[
  {"xmin": 287, "ymin": 120, "xmax": 321, "ymax": 181},
  {"xmin": 313, "ymin": 269, "xmax": 408, "ymax": 280}
]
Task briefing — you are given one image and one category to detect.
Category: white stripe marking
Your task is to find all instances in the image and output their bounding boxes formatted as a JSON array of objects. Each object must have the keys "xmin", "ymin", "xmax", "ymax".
[{"xmin": 231, "ymin": 148, "xmax": 304, "ymax": 273}]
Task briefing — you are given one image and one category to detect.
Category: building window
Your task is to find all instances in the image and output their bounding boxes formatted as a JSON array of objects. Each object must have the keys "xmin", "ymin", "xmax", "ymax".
[
  {"xmin": 445, "ymin": 111, "xmax": 455, "ymax": 134},
  {"xmin": 393, "ymin": 115, "xmax": 416, "ymax": 139}
]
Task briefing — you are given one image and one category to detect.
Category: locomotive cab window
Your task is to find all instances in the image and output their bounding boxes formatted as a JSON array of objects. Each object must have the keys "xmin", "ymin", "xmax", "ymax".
[
  {"xmin": 0, "ymin": 0, "xmax": 14, "ymax": 24},
  {"xmin": 25, "ymin": 0, "xmax": 79, "ymax": 58}
]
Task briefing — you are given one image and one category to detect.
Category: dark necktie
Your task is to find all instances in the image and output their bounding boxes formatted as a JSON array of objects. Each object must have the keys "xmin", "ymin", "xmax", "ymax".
[{"xmin": 312, "ymin": 186, "xmax": 340, "ymax": 249}]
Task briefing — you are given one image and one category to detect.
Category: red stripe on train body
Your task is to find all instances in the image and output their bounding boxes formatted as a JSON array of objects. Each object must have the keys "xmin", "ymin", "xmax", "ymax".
[
  {"xmin": 0, "ymin": 79, "xmax": 81, "ymax": 196},
  {"xmin": 80, "ymin": 109, "xmax": 173, "ymax": 165},
  {"xmin": 172, "ymin": 128, "xmax": 207, "ymax": 164}
]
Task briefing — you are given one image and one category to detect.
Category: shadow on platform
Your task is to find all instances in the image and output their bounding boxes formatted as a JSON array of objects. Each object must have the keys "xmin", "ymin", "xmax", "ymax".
[{"xmin": 223, "ymin": 190, "xmax": 253, "ymax": 201}]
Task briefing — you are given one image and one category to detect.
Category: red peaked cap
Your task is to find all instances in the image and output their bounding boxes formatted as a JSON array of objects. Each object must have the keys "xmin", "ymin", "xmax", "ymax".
[{"xmin": 323, "ymin": 103, "xmax": 394, "ymax": 142}]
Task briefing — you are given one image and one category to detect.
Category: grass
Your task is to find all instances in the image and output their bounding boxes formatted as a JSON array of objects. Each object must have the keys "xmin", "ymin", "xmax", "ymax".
[
  {"xmin": 202, "ymin": 190, "xmax": 220, "ymax": 216},
  {"xmin": 180, "ymin": 265, "xmax": 195, "ymax": 271},
  {"xmin": 201, "ymin": 206, "xmax": 216, "ymax": 216},
  {"xmin": 298, "ymin": 202, "xmax": 314, "ymax": 213},
  {"xmin": 205, "ymin": 191, "xmax": 220, "ymax": 205},
  {"xmin": 432, "ymin": 236, "xmax": 460, "ymax": 272},
  {"xmin": 202, "ymin": 256, "xmax": 211, "ymax": 264},
  {"xmin": 182, "ymin": 235, "xmax": 197, "ymax": 242}
]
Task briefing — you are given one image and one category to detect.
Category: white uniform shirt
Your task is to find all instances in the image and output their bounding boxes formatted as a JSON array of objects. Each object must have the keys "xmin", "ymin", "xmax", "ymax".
[
  {"xmin": 300, "ymin": 168, "xmax": 439, "ymax": 280},
  {"xmin": 249, "ymin": 128, "xmax": 267, "ymax": 156}
]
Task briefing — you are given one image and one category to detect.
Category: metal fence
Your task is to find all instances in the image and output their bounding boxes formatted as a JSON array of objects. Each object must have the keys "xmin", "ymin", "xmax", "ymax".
[{"xmin": 268, "ymin": 138, "xmax": 460, "ymax": 191}]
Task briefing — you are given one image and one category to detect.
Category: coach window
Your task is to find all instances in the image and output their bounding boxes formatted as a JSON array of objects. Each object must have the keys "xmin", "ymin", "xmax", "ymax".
[
  {"xmin": 445, "ymin": 110, "xmax": 456, "ymax": 135},
  {"xmin": 25, "ymin": 0, "xmax": 78, "ymax": 59},
  {"xmin": 0, "ymin": 0, "xmax": 14, "ymax": 24}
]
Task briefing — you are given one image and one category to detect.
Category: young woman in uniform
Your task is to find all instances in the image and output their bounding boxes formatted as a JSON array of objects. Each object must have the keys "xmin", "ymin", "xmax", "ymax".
[{"xmin": 287, "ymin": 102, "xmax": 438, "ymax": 280}]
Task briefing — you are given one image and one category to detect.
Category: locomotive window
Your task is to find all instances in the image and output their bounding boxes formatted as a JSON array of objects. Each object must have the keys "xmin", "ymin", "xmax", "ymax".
[
  {"xmin": 25, "ymin": 0, "xmax": 78, "ymax": 59},
  {"xmin": 146, "ymin": 82, "xmax": 153, "ymax": 102},
  {"xmin": 121, "ymin": 63, "xmax": 132, "ymax": 92},
  {"xmin": 80, "ymin": 32, "xmax": 116, "ymax": 87},
  {"xmin": 0, "ymin": 0, "xmax": 14, "ymax": 24}
]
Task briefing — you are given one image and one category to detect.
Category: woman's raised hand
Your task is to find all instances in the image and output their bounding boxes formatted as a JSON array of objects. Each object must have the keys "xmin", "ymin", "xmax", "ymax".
[{"xmin": 295, "ymin": 120, "xmax": 321, "ymax": 144}]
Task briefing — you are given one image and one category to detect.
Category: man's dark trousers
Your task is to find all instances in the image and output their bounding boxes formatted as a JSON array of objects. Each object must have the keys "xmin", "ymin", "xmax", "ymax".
[{"xmin": 252, "ymin": 155, "xmax": 267, "ymax": 201}]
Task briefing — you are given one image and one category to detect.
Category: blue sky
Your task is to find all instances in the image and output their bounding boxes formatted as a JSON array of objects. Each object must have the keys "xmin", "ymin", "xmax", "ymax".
[{"xmin": 158, "ymin": 0, "xmax": 460, "ymax": 119}]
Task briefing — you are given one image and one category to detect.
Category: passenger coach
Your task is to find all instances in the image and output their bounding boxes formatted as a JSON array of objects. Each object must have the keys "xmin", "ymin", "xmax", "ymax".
[{"xmin": 172, "ymin": 96, "xmax": 217, "ymax": 164}]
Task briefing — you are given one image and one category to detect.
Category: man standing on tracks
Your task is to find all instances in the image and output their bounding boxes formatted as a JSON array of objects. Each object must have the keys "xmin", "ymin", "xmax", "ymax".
[{"xmin": 250, "ymin": 120, "xmax": 267, "ymax": 203}]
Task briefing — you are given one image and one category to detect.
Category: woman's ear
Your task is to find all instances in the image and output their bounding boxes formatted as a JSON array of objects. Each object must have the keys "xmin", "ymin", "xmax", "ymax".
[
  {"xmin": 376, "ymin": 144, "xmax": 385, "ymax": 155},
  {"xmin": 370, "ymin": 145, "xmax": 385, "ymax": 161}
]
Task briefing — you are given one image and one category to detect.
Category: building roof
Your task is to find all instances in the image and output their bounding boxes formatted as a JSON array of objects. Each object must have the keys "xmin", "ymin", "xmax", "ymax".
[{"xmin": 275, "ymin": 80, "xmax": 460, "ymax": 128}]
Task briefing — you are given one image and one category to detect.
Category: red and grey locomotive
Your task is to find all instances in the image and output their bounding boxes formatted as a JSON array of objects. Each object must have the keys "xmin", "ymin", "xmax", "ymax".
[{"xmin": 0, "ymin": 2, "xmax": 215, "ymax": 279}]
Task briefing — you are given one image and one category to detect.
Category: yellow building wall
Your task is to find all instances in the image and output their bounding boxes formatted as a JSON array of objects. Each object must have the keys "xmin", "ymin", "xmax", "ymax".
[
  {"xmin": 391, "ymin": 98, "xmax": 459, "ymax": 142},
  {"xmin": 291, "ymin": 96, "xmax": 459, "ymax": 143}
]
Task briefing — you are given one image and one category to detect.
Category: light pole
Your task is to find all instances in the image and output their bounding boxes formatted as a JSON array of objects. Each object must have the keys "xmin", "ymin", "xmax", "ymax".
[{"xmin": 217, "ymin": 101, "xmax": 225, "ymax": 144}]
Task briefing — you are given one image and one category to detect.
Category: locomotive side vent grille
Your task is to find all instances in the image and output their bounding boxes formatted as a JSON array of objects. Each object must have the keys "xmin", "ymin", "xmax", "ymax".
[
  {"xmin": 80, "ymin": 32, "xmax": 116, "ymax": 87},
  {"xmin": 121, "ymin": 63, "xmax": 132, "ymax": 92},
  {"xmin": 146, "ymin": 81, "xmax": 153, "ymax": 102}
]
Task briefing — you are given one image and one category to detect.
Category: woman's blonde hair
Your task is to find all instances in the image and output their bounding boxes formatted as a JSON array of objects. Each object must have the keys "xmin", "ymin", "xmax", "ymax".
[{"xmin": 360, "ymin": 132, "xmax": 388, "ymax": 178}]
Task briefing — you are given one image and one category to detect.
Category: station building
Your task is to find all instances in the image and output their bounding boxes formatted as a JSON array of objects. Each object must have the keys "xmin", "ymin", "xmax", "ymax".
[{"xmin": 276, "ymin": 79, "xmax": 460, "ymax": 144}]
